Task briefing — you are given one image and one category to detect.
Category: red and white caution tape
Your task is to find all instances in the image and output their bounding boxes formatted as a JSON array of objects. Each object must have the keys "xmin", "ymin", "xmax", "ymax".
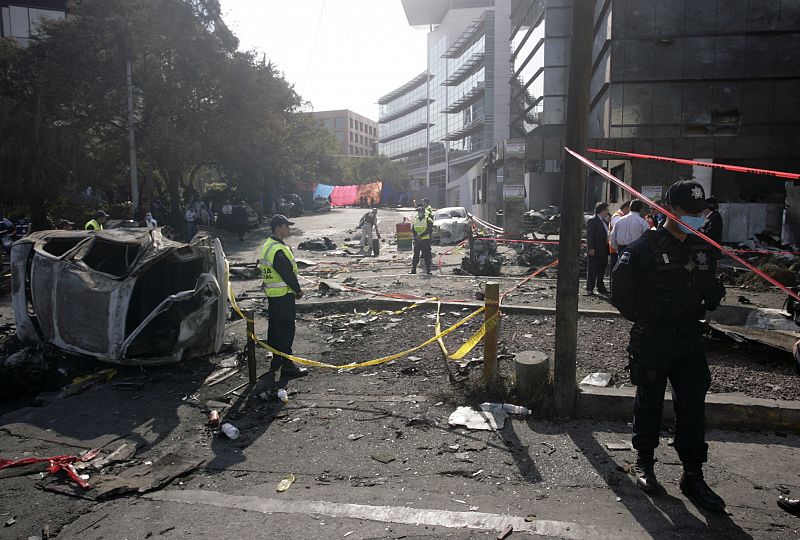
[
  {"xmin": 565, "ymin": 147, "xmax": 800, "ymax": 303},
  {"xmin": 587, "ymin": 148, "xmax": 800, "ymax": 181}
]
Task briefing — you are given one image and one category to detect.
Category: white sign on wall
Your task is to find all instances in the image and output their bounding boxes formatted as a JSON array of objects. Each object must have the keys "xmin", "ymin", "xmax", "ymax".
[{"xmin": 640, "ymin": 185, "xmax": 663, "ymax": 202}]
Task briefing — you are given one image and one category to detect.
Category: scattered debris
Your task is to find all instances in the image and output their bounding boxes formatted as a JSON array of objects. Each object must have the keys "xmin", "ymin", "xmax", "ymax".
[
  {"xmin": 276, "ymin": 474, "xmax": 295, "ymax": 492},
  {"xmin": 4, "ymin": 516, "xmax": 15, "ymax": 527},
  {"xmin": 580, "ymin": 373, "xmax": 613, "ymax": 387},
  {"xmin": 497, "ymin": 524, "xmax": 514, "ymax": 539},
  {"xmin": 40, "ymin": 453, "xmax": 203, "ymax": 501},
  {"xmin": 319, "ymin": 281, "xmax": 347, "ymax": 296},
  {"xmin": 481, "ymin": 402, "xmax": 532, "ymax": 415},
  {"xmin": 220, "ymin": 423, "xmax": 240, "ymax": 440},
  {"xmin": 464, "ymin": 440, "xmax": 487, "ymax": 452},
  {"xmin": 461, "ymin": 238, "xmax": 502, "ymax": 277},
  {"xmin": 448, "ymin": 405, "xmax": 506, "ymax": 431},
  {"xmin": 370, "ymin": 452, "xmax": 396, "ymax": 464},
  {"xmin": 348, "ymin": 433, "xmax": 364, "ymax": 441},
  {"xmin": 605, "ymin": 441, "xmax": 633, "ymax": 451},
  {"xmin": 298, "ymin": 237, "xmax": 337, "ymax": 251}
]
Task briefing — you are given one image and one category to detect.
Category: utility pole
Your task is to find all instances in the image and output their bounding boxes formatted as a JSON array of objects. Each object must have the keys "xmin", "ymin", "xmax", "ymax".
[
  {"xmin": 127, "ymin": 60, "xmax": 139, "ymax": 215},
  {"xmin": 553, "ymin": 0, "xmax": 594, "ymax": 416}
]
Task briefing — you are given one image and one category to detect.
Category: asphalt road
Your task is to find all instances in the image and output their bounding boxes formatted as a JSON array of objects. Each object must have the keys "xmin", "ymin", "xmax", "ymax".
[{"xmin": 0, "ymin": 208, "xmax": 798, "ymax": 539}]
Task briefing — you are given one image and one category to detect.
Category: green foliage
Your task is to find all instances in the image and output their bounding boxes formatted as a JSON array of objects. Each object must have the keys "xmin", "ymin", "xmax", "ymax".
[
  {"xmin": 0, "ymin": 0, "xmax": 341, "ymax": 229},
  {"xmin": 331, "ymin": 155, "xmax": 409, "ymax": 188}
]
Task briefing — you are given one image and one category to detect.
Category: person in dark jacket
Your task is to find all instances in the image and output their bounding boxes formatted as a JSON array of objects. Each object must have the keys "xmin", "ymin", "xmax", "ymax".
[
  {"xmin": 611, "ymin": 180, "xmax": 727, "ymax": 512},
  {"xmin": 699, "ymin": 197, "xmax": 723, "ymax": 275},
  {"xmin": 586, "ymin": 202, "xmax": 610, "ymax": 295}
]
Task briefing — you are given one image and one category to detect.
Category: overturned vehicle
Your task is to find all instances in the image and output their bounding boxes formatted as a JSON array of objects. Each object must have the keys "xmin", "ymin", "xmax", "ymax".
[{"xmin": 11, "ymin": 229, "xmax": 229, "ymax": 365}]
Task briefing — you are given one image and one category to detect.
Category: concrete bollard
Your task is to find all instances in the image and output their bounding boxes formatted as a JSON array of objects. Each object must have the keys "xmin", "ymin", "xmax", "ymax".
[{"xmin": 515, "ymin": 350, "xmax": 550, "ymax": 401}]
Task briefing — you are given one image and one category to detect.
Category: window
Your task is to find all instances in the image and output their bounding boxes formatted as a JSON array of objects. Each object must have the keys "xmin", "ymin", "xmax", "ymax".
[
  {"xmin": 349, "ymin": 145, "xmax": 354, "ymax": 155},
  {"xmin": 335, "ymin": 117, "xmax": 345, "ymax": 130},
  {"xmin": 349, "ymin": 118, "xmax": 354, "ymax": 128},
  {"xmin": 349, "ymin": 132, "xmax": 354, "ymax": 141},
  {"xmin": 323, "ymin": 118, "xmax": 335, "ymax": 130},
  {"xmin": 335, "ymin": 132, "xmax": 344, "ymax": 143},
  {"xmin": 2, "ymin": 5, "xmax": 64, "ymax": 44}
]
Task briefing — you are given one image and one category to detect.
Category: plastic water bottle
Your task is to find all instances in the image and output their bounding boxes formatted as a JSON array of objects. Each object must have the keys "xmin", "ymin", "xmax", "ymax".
[
  {"xmin": 277, "ymin": 389, "xmax": 289, "ymax": 403},
  {"xmin": 220, "ymin": 423, "xmax": 239, "ymax": 439},
  {"xmin": 502, "ymin": 404, "xmax": 531, "ymax": 415}
]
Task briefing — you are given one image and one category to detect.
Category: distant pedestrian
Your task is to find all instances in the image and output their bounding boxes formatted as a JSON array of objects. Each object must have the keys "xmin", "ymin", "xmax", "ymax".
[
  {"xmin": 586, "ymin": 202, "xmax": 610, "ymax": 295},
  {"xmin": 700, "ymin": 197, "xmax": 723, "ymax": 275},
  {"xmin": 411, "ymin": 205, "xmax": 433, "ymax": 274},
  {"xmin": 58, "ymin": 219, "xmax": 75, "ymax": 231},
  {"xmin": 357, "ymin": 208, "xmax": 381, "ymax": 255},
  {"xmin": 610, "ymin": 199, "xmax": 650, "ymax": 256},
  {"xmin": 85, "ymin": 210, "xmax": 108, "ymax": 231},
  {"xmin": 185, "ymin": 206, "xmax": 197, "ymax": 242},
  {"xmin": 144, "ymin": 212, "xmax": 157, "ymax": 228},
  {"xmin": 133, "ymin": 202, "xmax": 147, "ymax": 227},
  {"xmin": 608, "ymin": 201, "xmax": 631, "ymax": 274}
]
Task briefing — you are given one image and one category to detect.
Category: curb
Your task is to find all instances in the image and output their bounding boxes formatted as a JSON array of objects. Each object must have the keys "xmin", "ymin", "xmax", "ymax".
[
  {"xmin": 297, "ymin": 297, "xmax": 621, "ymax": 318},
  {"xmin": 577, "ymin": 386, "xmax": 800, "ymax": 434}
]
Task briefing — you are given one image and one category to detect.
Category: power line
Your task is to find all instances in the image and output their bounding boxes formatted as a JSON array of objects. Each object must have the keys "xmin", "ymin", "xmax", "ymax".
[{"xmin": 300, "ymin": 0, "xmax": 326, "ymax": 98}]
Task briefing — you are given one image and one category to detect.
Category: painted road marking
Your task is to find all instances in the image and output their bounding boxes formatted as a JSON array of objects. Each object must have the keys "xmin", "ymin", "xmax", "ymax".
[{"xmin": 145, "ymin": 489, "xmax": 616, "ymax": 539}]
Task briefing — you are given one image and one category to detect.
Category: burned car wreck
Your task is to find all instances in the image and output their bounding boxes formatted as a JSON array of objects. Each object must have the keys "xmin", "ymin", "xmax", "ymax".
[{"xmin": 11, "ymin": 228, "xmax": 229, "ymax": 365}]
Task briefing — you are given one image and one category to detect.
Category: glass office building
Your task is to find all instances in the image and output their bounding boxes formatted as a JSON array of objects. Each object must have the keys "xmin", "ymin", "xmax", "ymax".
[{"xmin": 379, "ymin": 0, "xmax": 513, "ymax": 206}]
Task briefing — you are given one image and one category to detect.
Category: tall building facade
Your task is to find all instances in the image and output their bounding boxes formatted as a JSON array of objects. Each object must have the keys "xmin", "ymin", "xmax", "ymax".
[
  {"xmin": 380, "ymin": 0, "xmax": 514, "ymax": 210},
  {"xmin": 312, "ymin": 109, "xmax": 379, "ymax": 157}
]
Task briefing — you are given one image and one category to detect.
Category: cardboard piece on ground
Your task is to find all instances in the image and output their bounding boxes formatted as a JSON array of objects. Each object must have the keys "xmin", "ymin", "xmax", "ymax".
[{"xmin": 448, "ymin": 406, "xmax": 506, "ymax": 431}]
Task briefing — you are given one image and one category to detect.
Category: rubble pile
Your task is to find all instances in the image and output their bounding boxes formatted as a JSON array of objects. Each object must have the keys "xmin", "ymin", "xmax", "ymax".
[
  {"xmin": 523, "ymin": 206, "xmax": 561, "ymax": 238},
  {"xmin": 459, "ymin": 238, "xmax": 502, "ymax": 277},
  {"xmin": 737, "ymin": 262, "xmax": 798, "ymax": 291},
  {"xmin": 298, "ymin": 236, "xmax": 337, "ymax": 251},
  {"xmin": 516, "ymin": 242, "xmax": 557, "ymax": 268}
]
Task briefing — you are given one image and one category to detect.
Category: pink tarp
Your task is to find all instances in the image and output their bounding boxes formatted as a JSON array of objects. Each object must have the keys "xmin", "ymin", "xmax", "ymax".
[{"xmin": 330, "ymin": 185, "xmax": 358, "ymax": 207}]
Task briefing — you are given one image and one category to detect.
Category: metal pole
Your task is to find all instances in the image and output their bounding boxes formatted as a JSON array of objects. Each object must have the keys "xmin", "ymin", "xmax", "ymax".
[
  {"xmin": 553, "ymin": 0, "xmax": 594, "ymax": 416},
  {"xmin": 126, "ymin": 60, "xmax": 139, "ymax": 215},
  {"xmin": 244, "ymin": 309, "xmax": 257, "ymax": 384},
  {"xmin": 483, "ymin": 282, "xmax": 500, "ymax": 382}
]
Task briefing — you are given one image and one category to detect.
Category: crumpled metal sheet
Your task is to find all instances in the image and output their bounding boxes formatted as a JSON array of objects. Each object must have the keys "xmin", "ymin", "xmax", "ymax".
[
  {"xmin": 706, "ymin": 305, "xmax": 799, "ymax": 353},
  {"xmin": 11, "ymin": 228, "xmax": 229, "ymax": 365}
]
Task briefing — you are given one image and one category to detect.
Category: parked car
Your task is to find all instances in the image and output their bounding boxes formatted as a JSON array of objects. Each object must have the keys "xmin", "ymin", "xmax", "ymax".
[
  {"xmin": 275, "ymin": 194, "xmax": 304, "ymax": 217},
  {"xmin": 10, "ymin": 228, "xmax": 229, "ymax": 365},
  {"xmin": 312, "ymin": 195, "xmax": 331, "ymax": 212},
  {"xmin": 432, "ymin": 206, "xmax": 472, "ymax": 245}
]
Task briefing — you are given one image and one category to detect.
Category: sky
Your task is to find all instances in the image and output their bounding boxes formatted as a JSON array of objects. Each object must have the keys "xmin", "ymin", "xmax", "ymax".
[{"xmin": 220, "ymin": 0, "xmax": 429, "ymax": 121}]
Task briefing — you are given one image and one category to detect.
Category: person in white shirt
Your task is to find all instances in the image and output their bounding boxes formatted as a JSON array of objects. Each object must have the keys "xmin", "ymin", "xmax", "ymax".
[
  {"xmin": 144, "ymin": 212, "xmax": 157, "ymax": 228},
  {"xmin": 610, "ymin": 199, "xmax": 650, "ymax": 252}
]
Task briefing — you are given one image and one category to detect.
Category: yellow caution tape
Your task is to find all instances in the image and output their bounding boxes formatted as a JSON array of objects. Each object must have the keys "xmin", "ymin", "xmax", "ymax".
[
  {"xmin": 435, "ymin": 302, "xmax": 501, "ymax": 361},
  {"xmin": 228, "ymin": 284, "xmax": 489, "ymax": 370}
]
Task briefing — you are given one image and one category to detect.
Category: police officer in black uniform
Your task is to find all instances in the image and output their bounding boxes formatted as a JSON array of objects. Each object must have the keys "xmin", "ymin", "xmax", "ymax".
[{"xmin": 611, "ymin": 180, "xmax": 727, "ymax": 512}]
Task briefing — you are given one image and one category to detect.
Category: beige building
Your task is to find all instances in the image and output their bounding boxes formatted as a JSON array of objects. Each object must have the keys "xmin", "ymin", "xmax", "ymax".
[{"xmin": 312, "ymin": 109, "xmax": 378, "ymax": 157}]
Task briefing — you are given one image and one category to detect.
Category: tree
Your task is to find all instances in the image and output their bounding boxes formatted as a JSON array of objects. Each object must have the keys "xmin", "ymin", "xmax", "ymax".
[{"xmin": 0, "ymin": 0, "xmax": 345, "ymax": 228}]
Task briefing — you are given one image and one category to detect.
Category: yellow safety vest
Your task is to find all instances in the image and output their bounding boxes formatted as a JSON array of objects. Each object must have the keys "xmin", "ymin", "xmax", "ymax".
[
  {"xmin": 425, "ymin": 205, "xmax": 433, "ymax": 219},
  {"xmin": 85, "ymin": 219, "xmax": 103, "ymax": 231},
  {"xmin": 413, "ymin": 216, "xmax": 431, "ymax": 240},
  {"xmin": 257, "ymin": 237, "xmax": 298, "ymax": 297}
]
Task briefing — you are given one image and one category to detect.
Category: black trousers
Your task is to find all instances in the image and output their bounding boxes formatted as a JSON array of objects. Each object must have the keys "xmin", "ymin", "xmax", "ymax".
[
  {"xmin": 267, "ymin": 293, "xmax": 296, "ymax": 367},
  {"xmin": 586, "ymin": 254, "xmax": 608, "ymax": 291},
  {"xmin": 412, "ymin": 238, "xmax": 432, "ymax": 273},
  {"xmin": 631, "ymin": 327, "xmax": 711, "ymax": 465}
]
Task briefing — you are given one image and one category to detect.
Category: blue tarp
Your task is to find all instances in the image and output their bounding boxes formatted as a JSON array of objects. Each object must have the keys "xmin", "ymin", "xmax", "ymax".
[{"xmin": 313, "ymin": 184, "xmax": 334, "ymax": 198}]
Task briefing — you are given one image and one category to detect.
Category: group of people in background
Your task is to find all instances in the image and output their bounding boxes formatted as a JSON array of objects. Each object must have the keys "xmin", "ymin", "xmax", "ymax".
[{"xmin": 586, "ymin": 193, "xmax": 723, "ymax": 295}]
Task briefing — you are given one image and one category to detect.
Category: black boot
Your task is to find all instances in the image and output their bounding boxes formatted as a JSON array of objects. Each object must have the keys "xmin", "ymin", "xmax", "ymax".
[
  {"xmin": 633, "ymin": 451, "xmax": 660, "ymax": 495},
  {"xmin": 680, "ymin": 466, "xmax": 726, "ymax": 512},
  {"xmin": 410, "ymin": 267, "xmax": 417, "ymax": 274}
]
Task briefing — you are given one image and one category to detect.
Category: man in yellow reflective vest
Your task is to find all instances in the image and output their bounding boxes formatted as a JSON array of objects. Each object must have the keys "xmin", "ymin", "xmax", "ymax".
[
  {"xmin": 423, "ymin": 198, "xmax": 433, "ymax": 220},
  {"xmin": 411, "ymin": 205, "xmax": 433, "ymax": 274},
  {"xmin": 257, "ymin": 214, "xmax": 308, "ymax": 378},
  {"xmin": 85, "ymin": 210, "xmax": 109, "ymax": 231}
]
